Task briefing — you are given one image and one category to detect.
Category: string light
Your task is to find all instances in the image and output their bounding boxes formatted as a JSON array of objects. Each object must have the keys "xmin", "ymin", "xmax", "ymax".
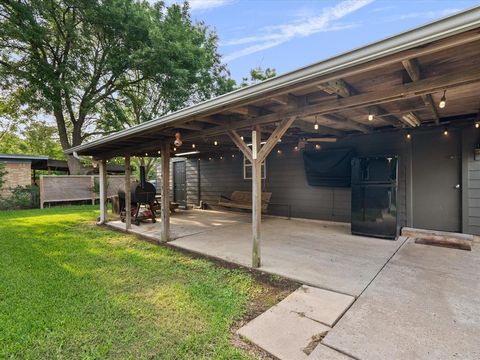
[
  {"xmin": 439, "ymin": 90, "xmax": 446, "ymax": 109},
  {"xmin": 368, "ymin": 111, "xmax": 374, "ymax": 121},
  {"xmin": 475, "ymin": 122, "xmax": 479, "ymax": 129},
  {"xmin": 314, "ymin": 120, "xmax": 319, "ymax": 130},
  {"xmin": 192, "ymin": 143, "xmax": 196, "ymax": 149},
  {"xmin": 443, "ymin": 127, "xmax": 448, "ymax": 136},
  {"xmin": 220, "ymin": 156, "xmax": 223, "ymax": 160},
  {"xmin": 277, "ymin": 138, "xmax": 282, "ymax": 143},
  {"xmin": 231, "ymin": 154, "xmax": 235, "ymax": 158},
  {"xmin": 208, "ymin": 157, "xmax": 212, "ymax": 161},
  {"xmin": 214, "ymin": 140, "xmax": 218, "ymax": 146},
  {"xmin": 294, "ymin": 146, "xmax": 299, "ymax": 151},
  {"xmin": 240, "ymin": 136, "xmax": 244, "ymax": 141},
  {"xmin": 277, "ymin": 149, "xmax": 282, "ymax": 154},
  {"xmin": 315, "ymin": 144, "xmax": 321, "ymax": 150},
  {"xmin": 406, "ymin": 132, "xmax": 411, "ymax": 140},
  {"xmin": 173, "ymin": 147, "xmax": 177, "ymax": 152},
  {"xmin": 158, "ymin": 150, "xmax": 161, "ymax": 154}
]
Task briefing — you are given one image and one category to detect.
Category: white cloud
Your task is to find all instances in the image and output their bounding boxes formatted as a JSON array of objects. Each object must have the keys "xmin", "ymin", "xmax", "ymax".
[{"xmin": 222, "ymin": 0, "xmax": 374, "ymax": 62}]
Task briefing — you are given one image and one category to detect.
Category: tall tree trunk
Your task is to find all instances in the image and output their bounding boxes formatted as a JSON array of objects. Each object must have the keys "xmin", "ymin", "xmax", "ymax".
[{"xmin": 53, "ymin": 105, "xmax": 86, "ymax": 174}]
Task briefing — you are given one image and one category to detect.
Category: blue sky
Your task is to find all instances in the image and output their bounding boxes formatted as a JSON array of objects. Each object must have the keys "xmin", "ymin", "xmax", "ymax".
[{"xmin": 173, "ymin": 0, "xmax": 480, "ymax": 82}]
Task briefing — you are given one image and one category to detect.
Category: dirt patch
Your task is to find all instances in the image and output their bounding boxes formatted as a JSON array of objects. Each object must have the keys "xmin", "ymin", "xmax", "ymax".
[{"xmin": 303, "ymin": 331, "xmax": 328, "ymax": 355}]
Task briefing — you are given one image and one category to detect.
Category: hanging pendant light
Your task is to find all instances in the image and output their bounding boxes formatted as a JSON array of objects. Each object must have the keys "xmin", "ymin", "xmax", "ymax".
[{"xmin": 314, "ymin": 115, "xmax": 319, "ymax": 130}]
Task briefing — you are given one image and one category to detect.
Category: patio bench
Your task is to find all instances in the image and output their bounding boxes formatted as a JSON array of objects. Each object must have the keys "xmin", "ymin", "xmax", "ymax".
[{"xmin": 218, "ymin": 191, "xmax": 272, "ymax": 212}]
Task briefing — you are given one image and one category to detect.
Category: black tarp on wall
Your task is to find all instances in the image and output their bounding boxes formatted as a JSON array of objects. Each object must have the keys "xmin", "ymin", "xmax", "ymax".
[{"xmin": 303, "ymin": 148, "xmax": 355, "ymax": 187}]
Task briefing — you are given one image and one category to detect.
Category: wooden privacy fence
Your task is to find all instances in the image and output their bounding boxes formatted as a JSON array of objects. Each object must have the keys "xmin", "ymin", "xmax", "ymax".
[{"xmin": 39, "ymin": 175, "xmax": 126, "ymax": 209}]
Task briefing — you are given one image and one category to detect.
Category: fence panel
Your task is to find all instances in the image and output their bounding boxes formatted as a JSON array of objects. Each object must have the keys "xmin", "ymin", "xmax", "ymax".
[{"xmin": 39, "ymin": 175, "xmax": 126, "ymax": 208}]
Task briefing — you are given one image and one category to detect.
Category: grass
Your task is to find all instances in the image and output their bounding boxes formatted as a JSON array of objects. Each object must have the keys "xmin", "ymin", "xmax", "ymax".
[{"xmin": 0, "ymin": 206, "xmax": 290, "ymax": 359}]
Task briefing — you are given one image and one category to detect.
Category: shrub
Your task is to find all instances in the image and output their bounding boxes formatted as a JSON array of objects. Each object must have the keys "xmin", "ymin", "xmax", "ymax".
[{"xmin": 0, "ymin": 185, "xmax": 40, "ymax": 210}]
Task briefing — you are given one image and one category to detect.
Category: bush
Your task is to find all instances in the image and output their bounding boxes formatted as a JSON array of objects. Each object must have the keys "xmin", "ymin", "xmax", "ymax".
[{"xmin": 0, "ymin": 185, "xmax": 40, "ymax": 210}]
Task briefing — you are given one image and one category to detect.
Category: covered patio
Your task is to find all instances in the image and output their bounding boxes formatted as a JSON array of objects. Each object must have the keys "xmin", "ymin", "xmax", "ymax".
[
  {"xmin": 108, "ymin": 209, "xmax": 405, "ymax": 297},
  {"xmin": 66, "ymin": 8, "xmax": 480, "ymax": 274}
]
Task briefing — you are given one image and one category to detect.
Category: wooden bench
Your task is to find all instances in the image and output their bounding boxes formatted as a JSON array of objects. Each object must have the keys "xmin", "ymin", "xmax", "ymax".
[{"xmin": 218, "ymin": 191, "xmax": 272, "ymax": 212}]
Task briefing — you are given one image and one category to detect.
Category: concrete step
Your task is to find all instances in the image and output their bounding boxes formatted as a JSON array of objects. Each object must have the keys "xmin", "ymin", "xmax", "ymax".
[{"xmin": 237, "ymin": 285, "xmax": 355, "ymax": 360}]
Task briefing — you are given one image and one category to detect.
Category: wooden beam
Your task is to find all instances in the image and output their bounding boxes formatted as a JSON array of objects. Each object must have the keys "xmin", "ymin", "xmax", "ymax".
[
  {"xmin": 98, "ymin": 159, "xmax": 107, "ymax": 224},
  {"xmin": 318, "ymin": 79, "xmax": 353, "ymax": 98},
  {"xmin": 125, "ymin": 156, "xmax": 132, "ymax": 230},
  {"xmin": 258, "ymin": 117, "xmax": 296, "ymax": 163},
  {"xmin": 184, "ymin": 68, "xmax": 480, "ymax": 139},
  {"xmin": 227, "ymin": 130, "xmax": 253, "ymax": 163},
  {"xmin": 230, "ymin": 105, "xmax": 263, "ymax": 116},
  {"xmin": 321, "ymin": 114, "xmax": 371, "ymax": 133},
  {"xmin": 160, "ymin": 142, "xmax": 170, "ymax": 242},
  {"xmin": 319, "ymin": 77, "xmax": 402, "ymax": 127},
  {"xmin": 294, "ymin": 119, "xmax": 345, "ymax": 137},
  {"xmin": 251, "ymin": 128, "xmax": 262, "ymax": 268},
  {"xmin": 402, "ymin": 58, "xmax": 439, "ymax": 124},
  {"xmin": 176, "ymin": 122, "xmax": 205, "ymax": 131}
]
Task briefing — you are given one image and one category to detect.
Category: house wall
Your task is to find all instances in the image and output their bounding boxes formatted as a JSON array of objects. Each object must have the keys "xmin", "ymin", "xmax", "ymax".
[
  {"xmin": 462, "ymin": 127, "xmax": 480, "ymax": 235},
  {"xmin": 0, "ymin": 161, "xmax": 32, "ymax": 198},
  {"xmin": 157, "ymin": 125, "xmax": 480, "ymax": 235}
]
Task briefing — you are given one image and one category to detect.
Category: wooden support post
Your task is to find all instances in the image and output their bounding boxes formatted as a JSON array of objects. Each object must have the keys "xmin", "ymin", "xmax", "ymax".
[
  {"xmin": 251, "ymin": 128, "xmax": 262, "ymax": 268},
  {"xmin": 98, "ymin": 159, "xmax": 108, "ymax": 224},
  {"xmin": 125, "ymin": 156, "xmax": 132, "ymax": 230},
  {"xmin": 160, "ymin": 142, "xmax": 170, "ymax": 242}
]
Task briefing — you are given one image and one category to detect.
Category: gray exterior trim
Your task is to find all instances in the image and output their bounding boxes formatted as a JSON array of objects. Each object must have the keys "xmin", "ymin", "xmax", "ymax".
[{"xmin": 66, "ymin": 6, "xmax": 480, "ymax": 155}]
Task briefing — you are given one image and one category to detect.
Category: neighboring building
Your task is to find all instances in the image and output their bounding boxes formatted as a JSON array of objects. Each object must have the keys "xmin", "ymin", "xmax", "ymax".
[
  {"xmin": 0, "ymin": 153, "xmax": 127, "ymax": 199},
  {"xmin": 0, "ymin": 154, "xmax": 48, "ymax": 198}
]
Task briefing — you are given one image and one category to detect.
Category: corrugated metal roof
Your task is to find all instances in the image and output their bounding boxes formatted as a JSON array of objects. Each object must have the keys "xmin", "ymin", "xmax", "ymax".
[{"xmin": 66, "ymin": 5, "xmax": 480, "ymax": 155}]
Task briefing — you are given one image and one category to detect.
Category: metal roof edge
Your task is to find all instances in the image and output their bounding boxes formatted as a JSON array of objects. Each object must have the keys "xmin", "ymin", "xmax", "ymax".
[
  {"xmin": 66, "ymin": 5, "xmax": 480, "ymax": 155},
  {"xmin": 0, "ymin": 153, "xmax": 50, "ymax": 161}
]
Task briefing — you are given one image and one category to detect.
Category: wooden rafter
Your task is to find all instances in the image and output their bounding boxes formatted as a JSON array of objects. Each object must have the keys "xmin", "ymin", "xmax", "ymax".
[
  {"xmin": 258, "ymin": 117, "xmax": 297, "ymax": 162},
  {"xmin": 402, "ymin": 58, "xmax": 440, "ymax": 124},
  {"xmin": 183, "ymin": 68, "xmax": 480, "ymax": 140},
  {"xmin": 227, "ymin": 130, "xmax": 253, "ymax": 163}
]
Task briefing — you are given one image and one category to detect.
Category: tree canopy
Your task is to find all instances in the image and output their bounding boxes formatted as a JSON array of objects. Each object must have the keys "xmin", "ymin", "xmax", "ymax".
[{"xmin": 0, "ymin": 0, "xmax": 233, "ymax": 173}]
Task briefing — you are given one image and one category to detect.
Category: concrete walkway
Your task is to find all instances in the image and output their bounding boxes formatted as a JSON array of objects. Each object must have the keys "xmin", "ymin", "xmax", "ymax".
[{"xmin": 322, "ymin": 239, "xmax": 480, "ymax": 359}]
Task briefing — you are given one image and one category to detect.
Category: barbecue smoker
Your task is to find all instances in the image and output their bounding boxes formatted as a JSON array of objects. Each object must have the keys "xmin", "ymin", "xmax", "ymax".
[{"xmin": 119, "ymin": 166, "xmax": 157, "ymax": 225}]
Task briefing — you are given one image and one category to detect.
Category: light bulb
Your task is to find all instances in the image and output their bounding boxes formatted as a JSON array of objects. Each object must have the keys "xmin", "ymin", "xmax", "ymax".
[
  {"xmin": 315, "ymin": 144, "xmax": 321, "ymax": 150},
  {"xmin": 314, "ymin": 122, "xmax": 319, "ymax": 130},
  {"xmin": 277, "ymin": 149, "xmax": 282, "ymax": 154},
  {"xmin": 294, "ymin": 146, "xmax": 298, "ymax": 151},
  {"xmin": 406, "ymin": 133, "xmax": 411, "ymax": 139},
  {"xmin": 476, "ymin": 123, "xmax": 479, "ymax": 129},
  {"xmin": 173, "ymin": 147, "xmax": 177, "ymax": 151},
  {"xmin": 443, "ymin": 129, "xmax": 448, "ymax": 136},
  {"xmin": 214, "ymin": 140, "xmax": 218, "ymax": 146},
  {"xmin": 231, "ymin": 154, "xmax": 235, "ymax": 158},
  {"xmin": 192, "ymin": 143, "xmax": 196, "ymax": 149},
  {"xmin": 220, "ymin": 156, "xmax": 223, "ymax": 160},
  {"xmin": 240, "ymin": 136, "xmax": 244, "ymax": 141},
  {"xmin": 368, "ymin": 114, "xmax": 374, "ymax": 121},
  {"xmin": 439, "ymin": 90, "xmax": 446, "ymax": 109}
]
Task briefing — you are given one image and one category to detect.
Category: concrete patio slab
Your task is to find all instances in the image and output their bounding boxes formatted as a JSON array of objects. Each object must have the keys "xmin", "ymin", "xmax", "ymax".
[
  {"xmin": 238, "ymin": 299, "xmax": 331, "ymax": 360},
  {"xmin": 307, "ymin": 344, "xmax": 353, "ymax": 359},
  {"xmin": 322, "ymin": 240, "xmax": 480, "ymax": 360},
  {"xmin": 170, "ymin": 213, "xmax": 405, "ymax": 296},
  {"xmin": 108, "ymin": 209, "xmax": 251, "ymax": 240},
  {"xmin": 276, "ymin": 285, "xmax": 355, "ymax": 327}
]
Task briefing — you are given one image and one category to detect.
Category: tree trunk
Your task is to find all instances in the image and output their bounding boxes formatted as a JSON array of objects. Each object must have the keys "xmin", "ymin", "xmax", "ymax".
[{"xmin": 66, "ymin": 154, "xmax": 85, "ymax": 175}]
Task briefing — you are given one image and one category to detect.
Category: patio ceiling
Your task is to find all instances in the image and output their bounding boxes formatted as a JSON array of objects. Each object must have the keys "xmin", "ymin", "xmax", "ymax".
[{"xmin": 67, "ymin": 7, "xmax": 480, "ymax": 159}]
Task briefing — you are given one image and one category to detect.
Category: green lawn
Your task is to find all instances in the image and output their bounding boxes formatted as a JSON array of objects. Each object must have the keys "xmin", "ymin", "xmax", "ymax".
[{"xmin": 0, "ymin": 206, "xmax": 290, "ymax": 359}]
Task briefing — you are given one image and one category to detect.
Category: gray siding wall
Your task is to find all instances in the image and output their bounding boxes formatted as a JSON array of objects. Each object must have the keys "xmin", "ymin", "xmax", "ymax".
[
  {"xmin": 463, "ymin": 128, "xmax": 480, "ymax": 235},
  {"xmin": 157, "ymin": 126, "xmax": 479, "ymax": 235},
  {"xmin": 160, "ymin": 131, "xmax": 409, "ymax": 226}
]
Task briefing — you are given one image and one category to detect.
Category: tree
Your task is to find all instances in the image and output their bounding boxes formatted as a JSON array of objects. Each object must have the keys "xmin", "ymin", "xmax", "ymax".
[
  {"xmin": 0, "ymin": 0, "xmax": 232, "ymax": 173},
  {"xmin": 240, "ymin": 67, "xmax": 277, "ymax": 87}
]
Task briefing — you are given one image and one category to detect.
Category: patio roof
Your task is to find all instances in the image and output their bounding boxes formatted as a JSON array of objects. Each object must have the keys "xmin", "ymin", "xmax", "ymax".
[{"xmin": 66, "ymin": 6, "xmax": 480, "ymax": 159}]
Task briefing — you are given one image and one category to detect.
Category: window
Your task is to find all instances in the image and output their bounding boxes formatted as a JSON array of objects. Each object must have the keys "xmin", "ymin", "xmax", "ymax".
[{"xmin": 243, "ymin": 156, "xmax": 266, "ymax": 180}]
